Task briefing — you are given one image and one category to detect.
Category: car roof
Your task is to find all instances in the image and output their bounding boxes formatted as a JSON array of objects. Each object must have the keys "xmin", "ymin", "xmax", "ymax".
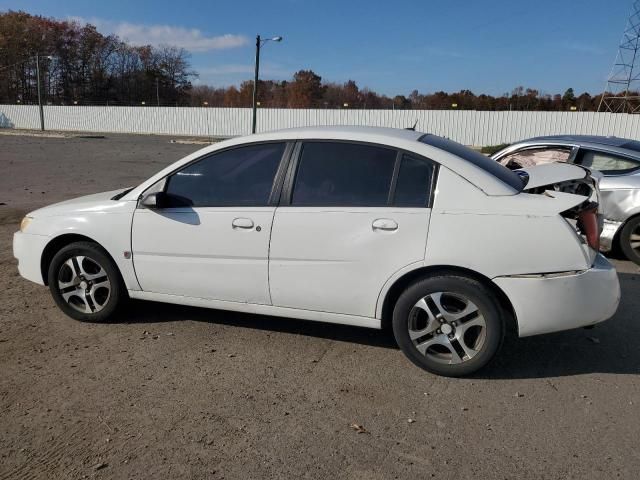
[
  {"xmin": 493, "ymin": 134, "xmax": 640, "ymax": 161},
  {"xmin": 526, "ymin": 135, "xmax": 640, "ymax": 153},
  {"xmin": 249, "ymin": 125, "xmax": 424, "ymax": 142}
]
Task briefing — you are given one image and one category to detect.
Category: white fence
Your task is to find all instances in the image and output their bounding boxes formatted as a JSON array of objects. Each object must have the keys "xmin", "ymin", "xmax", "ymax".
[{"xmin": 2, "ymin": 104, "xmax": 640, "ymax": 145}]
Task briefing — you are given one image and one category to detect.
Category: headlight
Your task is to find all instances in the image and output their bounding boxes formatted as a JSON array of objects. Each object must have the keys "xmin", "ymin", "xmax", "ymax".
[{"xmin": 19, "ymin": 216, "xmax": 33, "ymax": 232}]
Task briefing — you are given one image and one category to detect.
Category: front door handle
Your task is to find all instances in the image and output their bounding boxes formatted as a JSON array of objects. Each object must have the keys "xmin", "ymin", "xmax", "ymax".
[
  {"xmin": 232, "ymin": 217, "xmax": 254, "ymax": 229},
  {"xmin": 372, "ymin": 218, "xmax": 398, "ymax": 231}
]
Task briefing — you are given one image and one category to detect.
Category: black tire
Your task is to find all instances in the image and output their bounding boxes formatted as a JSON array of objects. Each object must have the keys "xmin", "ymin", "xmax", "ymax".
[
  {"xmin": 47, "ymin": 241, "xmax": 125, "ymax": 322},
  {"xmin": 620, "ymin": 216, "xmax": 640, "ymax": 266},
  {"xmin": 392, "ymin": 274, "xmax": 504, "ymax": 377}
]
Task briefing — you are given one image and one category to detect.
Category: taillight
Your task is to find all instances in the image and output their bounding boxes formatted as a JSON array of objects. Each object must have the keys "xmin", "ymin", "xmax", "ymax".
[{"xmin": 578, "ymin": 207, "xmax": 600, "ymax": 251}]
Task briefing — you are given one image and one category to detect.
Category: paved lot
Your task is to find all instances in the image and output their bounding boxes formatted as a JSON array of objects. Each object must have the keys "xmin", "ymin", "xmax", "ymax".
[{"xmin": 0, "ymin": 132, "xmax": 639, "ymax": 479}]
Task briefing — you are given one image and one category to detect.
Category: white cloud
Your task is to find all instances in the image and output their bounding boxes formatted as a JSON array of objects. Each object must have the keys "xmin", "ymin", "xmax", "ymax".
[{"xmin": 68, "ymin": 16, "xmax": 248, "ymax": 52}]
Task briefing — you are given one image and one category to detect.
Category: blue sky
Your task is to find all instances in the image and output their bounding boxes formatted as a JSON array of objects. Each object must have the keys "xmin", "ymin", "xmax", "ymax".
[{"xmin": 1, "ymin": 0, "xmax": 632, "ymax": 96}]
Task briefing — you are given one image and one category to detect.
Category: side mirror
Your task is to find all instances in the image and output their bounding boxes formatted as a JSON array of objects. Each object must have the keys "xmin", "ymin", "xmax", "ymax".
[
  {"xmin": 140, "ymin": 192, "xmax": 164, "ymax": 209},
  {"xmin": 140, "ymin": 191, "xmax": 192, "ymax": 209}
]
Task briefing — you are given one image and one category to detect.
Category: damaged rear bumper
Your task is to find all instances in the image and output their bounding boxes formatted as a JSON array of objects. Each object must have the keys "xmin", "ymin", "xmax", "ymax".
[{"xmin": 493, "ymin": 254, "xmax": 620, "ymax": 337}]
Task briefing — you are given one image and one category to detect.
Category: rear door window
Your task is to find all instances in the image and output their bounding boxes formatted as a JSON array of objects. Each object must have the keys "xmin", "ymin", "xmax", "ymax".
[{"xmin": 291, "ymin": 142, "xmax": 397, "ymax": 206}]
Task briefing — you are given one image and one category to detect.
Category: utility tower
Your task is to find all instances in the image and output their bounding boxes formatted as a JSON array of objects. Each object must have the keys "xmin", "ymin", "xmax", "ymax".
[{"xmin": 599, "ymin": 0, "xmax": 640, "ymax": 113}]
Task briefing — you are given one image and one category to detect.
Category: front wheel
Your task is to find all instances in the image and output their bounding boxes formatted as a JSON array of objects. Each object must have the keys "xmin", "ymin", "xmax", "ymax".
[
  {"xmin": 392, "ymin": 275, "xmax": 504, "ymax": 377},
  {"xmin": 620, "ymin": 216, "xmax": 640, "ymax": 266},
  {"xmin": 47, "ymin": 241, "xmax": 125, "ymax": 322}
]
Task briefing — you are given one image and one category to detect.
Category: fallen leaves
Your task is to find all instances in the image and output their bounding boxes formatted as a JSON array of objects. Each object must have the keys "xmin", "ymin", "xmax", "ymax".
[{"xmin": 349, "ymin": 423, "xmax": 369, "ymax": 434}]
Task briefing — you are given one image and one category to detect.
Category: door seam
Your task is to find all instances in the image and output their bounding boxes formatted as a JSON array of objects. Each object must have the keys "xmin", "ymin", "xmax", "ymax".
[
  {"xmin": 266, "ymin": 207, "xmax": 277, "ymax": 305},
  {"xmin": 129, "ymin": 207, "xmax": 144, "ymax": 290}
]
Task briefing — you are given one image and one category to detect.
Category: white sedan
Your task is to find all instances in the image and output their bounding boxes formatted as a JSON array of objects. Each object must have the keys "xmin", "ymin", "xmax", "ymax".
[{"xmin": 13, "ymin": 126, "xmax": 621, "ymax": 376}]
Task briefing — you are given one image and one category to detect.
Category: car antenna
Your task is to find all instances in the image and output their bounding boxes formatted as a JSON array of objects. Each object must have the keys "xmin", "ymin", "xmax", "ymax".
[{"xmin": 405, "ymin": 119, "xmax": 418, "ymax": 131}]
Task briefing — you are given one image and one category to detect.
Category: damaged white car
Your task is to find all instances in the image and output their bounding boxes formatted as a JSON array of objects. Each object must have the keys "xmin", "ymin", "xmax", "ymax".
[{"xmin": 13, "ymin": 127, "xmax": 621, "ymax": 376}]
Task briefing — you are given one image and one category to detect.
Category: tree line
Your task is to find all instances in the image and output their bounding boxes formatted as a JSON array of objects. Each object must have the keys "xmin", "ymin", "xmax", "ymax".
[
  {"xmin": 191, "ymin": 80, "xmax": 604, "ymax": 111},
  {"xmin": 0, "ymin": 11, "xmax": 193, "ymax": 106},
  {"xmin": 0, "ymin": 10, "xmax": 622, "ymax": 111}
]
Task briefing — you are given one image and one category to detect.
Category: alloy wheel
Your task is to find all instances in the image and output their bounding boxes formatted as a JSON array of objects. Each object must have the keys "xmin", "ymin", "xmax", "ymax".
[
  {"xmin": 407, "ymin": 291, "xmax": 486, "ymax": 365},
  {"xmin": 57, "ymin": 255, "xmax": 111, "ymax": 314}
]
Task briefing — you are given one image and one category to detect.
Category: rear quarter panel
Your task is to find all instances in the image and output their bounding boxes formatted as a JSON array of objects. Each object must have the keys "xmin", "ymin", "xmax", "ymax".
[{"xmin": 425, "ymin": 167, "xmax": 591, "ymax": 277}]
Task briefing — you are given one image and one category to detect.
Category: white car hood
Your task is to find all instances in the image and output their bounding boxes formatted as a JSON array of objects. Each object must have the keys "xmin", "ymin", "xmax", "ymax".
[
  {"xmin": 29, "ymin": 189, "xmax": 131, "ymax": 218},
  {"xmin": 517, "ymin": 163, "xmax": 589, "ymax": 190}
]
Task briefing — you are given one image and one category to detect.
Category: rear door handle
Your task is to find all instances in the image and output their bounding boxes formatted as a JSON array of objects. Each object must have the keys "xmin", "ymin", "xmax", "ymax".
[
  {"xmin": 232, "ymin": 217, "xmax": 254, "ymax": 229},
  {"xmin": 372, "ymin": 218, "xmax": 398, "ymax": 231}
]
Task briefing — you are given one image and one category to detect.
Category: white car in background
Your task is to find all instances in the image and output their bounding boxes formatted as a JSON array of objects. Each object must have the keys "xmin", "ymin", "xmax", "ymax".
[{"xmin": 13, "ymin": 127, "xmax": 621, "ymax": 376}]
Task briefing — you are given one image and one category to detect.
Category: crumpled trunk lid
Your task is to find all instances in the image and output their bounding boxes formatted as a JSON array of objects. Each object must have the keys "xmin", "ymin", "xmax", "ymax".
[
  {"xmin": 517, "ymin": 163, "xmax": 601, "ymax": 191},
  {"xmin": 517, "ymin": 163, "xmax": 601, "ymax": 210},
  {"xmin": 517, "ymin": 163, "xmax": 602, "ymax": 256}
]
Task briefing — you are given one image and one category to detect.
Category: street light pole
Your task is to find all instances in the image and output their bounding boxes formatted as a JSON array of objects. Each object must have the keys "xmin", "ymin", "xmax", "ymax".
[
  {"xmin": 251, "ymin": 35, "xmax": 261, "ymax": 134},
  {"xmin": 251, "ymin": 35, "xmax": 282, "ymax": 134},
  {"xmin": 35, "ymin": 53, "xmax": 44, "ymax": 131}
]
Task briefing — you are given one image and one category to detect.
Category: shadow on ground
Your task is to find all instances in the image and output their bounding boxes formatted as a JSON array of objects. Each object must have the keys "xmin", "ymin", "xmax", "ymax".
[
  {"xmin": 481, "ymin": 271, "xmax": 639, "ymax": 379},
  {"xmin": 107, "ymin": 272, "xmax": 639, "ymax": 380},
  {"xmin": 115, "ymin": 298, "xmax": 399, "ymax": 350}
]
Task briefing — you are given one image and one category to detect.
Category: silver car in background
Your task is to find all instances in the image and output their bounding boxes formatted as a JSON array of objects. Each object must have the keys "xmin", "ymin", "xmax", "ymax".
[{"xmin": 493, "ymin": 135, "xmax": 640, "ymax": 265}]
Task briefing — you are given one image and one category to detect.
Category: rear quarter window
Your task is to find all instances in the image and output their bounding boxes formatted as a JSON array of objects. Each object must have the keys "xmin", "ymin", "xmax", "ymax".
[{"xmin": 393, "ymin": 154, "xmax": 435, "ymax": 207}]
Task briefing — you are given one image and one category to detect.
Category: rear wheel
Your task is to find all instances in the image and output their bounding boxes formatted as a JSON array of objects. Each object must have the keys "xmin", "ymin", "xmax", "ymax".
[
  {"xmin": 47, "ymin": 241, "xmax": 125, "ymax": 322},
  {"xmin": 620, "ymin": 216, "xmax": 640, "ymax": 266},
  {"xmin": 392, "ymin": 275, "xmax": 504, "ymax": 377}
]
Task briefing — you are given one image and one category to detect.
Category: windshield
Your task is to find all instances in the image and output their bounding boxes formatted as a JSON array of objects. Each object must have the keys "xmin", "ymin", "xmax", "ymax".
[{"xmin": 418, "ymin": 134, "xmax": 525, "ymax": 191}]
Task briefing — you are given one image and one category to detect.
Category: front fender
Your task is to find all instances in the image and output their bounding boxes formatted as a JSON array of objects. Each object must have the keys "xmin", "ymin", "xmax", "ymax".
[{"xmin": 25, "ymin": 207, "xmax": 140, "ymax": 291}]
